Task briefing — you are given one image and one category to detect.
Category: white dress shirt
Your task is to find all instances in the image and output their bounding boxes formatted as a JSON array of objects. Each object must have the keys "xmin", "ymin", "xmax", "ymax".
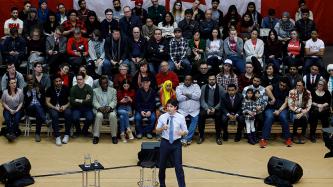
[
  {"xmin": 157, "ymin": 112, "xmax": 188, "ymax": 141},
  {"xmin": 176, "ymin": 83, "xmax": 201, "ymax": 117}
]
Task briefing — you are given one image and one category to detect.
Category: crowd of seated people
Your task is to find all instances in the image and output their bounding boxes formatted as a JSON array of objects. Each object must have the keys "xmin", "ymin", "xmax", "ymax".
[{"xmin": 0, "ymin": 0, "xmax": 331, "ymax": 148}]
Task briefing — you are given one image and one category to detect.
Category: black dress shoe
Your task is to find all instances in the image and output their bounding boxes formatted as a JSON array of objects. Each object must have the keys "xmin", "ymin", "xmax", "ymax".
[
  {"xmin": 222, "ymin": 133, "xmax": 229, "ymax": 141},
  {"xmin": 197, "ymin": 138, "xmax": 204, "ymax": 144},
  {"xmin": 234, "ymin": 133, "xmax": 242, "ymax": 142},
  {"xmin": 310, "ymin": 135, "xmax": 316, "ymax": 143},
  {"xmin": 216, "ymin": 138, "xmax": 223, "ymax": 145},
  {"xmin": 93, "ymin": 137, "xmax": 99, "ymax": 144},
  {"xmin": 112, "ymin": 137, "xmax": 118, "ymax": 144}
]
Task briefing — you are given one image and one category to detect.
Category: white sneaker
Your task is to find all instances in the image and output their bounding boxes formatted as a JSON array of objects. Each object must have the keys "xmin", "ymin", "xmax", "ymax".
[
  {"xmin": 126, "ymin": 128, "xmax": 134, "ymax": 140},
  {"xmin": 120, "ymin": 133, "xmax": 127, "ymax": 143},
  {"xmin": 56, "ymin": 137, "xmax": 62, "ymax": 146},
  {"xmin": 62, "ymin": 135, "xmax": 69, "ymax": 144}
]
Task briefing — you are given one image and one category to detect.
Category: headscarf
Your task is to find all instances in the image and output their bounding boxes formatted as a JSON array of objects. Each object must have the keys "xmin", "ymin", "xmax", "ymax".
[
  {"xmin": 160, "ymin": 80, "xmax": 175, "ymax": 107},
  {"xmin": 280, "ymin": 12, "xmax": 294, "ymax": 32}
]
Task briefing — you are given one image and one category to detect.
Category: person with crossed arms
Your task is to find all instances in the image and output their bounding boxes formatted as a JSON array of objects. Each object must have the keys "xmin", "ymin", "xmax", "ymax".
[{"xmin": 156, "ymin": 98, "xmax": 188, "ymax": 187}]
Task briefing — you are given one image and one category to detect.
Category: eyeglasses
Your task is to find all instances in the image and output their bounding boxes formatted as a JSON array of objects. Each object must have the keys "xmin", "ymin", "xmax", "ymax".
[{"xmin": 106, "ymin": 13, "xmax": 113, "ymax": 16}]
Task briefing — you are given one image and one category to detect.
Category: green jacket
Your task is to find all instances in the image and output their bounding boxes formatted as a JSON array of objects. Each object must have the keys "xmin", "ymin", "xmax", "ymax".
[{"xmin": 70, "ymin": 84, "xmax": 93, "ymax": 108}]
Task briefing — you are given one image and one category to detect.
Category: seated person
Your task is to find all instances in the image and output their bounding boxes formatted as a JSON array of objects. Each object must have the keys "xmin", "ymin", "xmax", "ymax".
[
  {"xmin": 176, "ymin": 75, "xmax": 201, "ymax": 145},
  {"xmin": 156, "ymin": 61, "xmax": 179, "ymax": 89},
  {"xmin": 127, "ymin": 27, "xmax": 147, "ymax": 76},
  {"xmin": 198, "ymin": 74, "xmax": 224, "ymax": 144},
  {"xmin": 117, "ymin": 80, "xmax": 135, "ymax": 143},
  {"xmin": 2, "ymin": 28, "xmax": 26, "ymax": 68},
  {"xmin": 1, "ymin": 62, "xmax": 26, "ymax": 92},
  {"xmin": 45, "ymin": 75, "xmax": 71, "ymax": 146},
  {"xmin": 205, "ymin": 28, "xmax": 224, "ymax": 74},
  {"xmin": 27, "ymin": 28, "xmax": 45, "ymax": 67},
  {"xmin": 244, "ymin": 29, "xmax": 264, "ymax": 71},
  {"xmin": 159, "ymin": 80, "xmax": 176, "ymax": 113},
  {"xmin": 23, "ymin": 75, "xmax": 47, "ymax": 142},
  {"xmin": 216, "ymin": 59, "xmax": 238, "ymax": 91},
  {"xmin": 286, "ymin": 64, "xmax": 302, "ymax": 89},
  {"xmin": 113, "ymin": 64, "xmax": 132, "ymax": 89},
  {"xmin": 193, "ymin": 63, "xmax": 210, "ymax": 88},
  {"xmin": 221, "ymin": 84, "xmax": 245, "ymax": 142},
  {"xmin": 70, "ymin": 73, "xmax": 94, "ymax": 137},
  {"xmin": 304, "ymin": 30, "xmax": 325, "ymax": 73},
  {"xmin": 135, "ymin": 77, "xmax": 156, "ymax": 139},
  {"xmin": 1, "ymin": 78, "xmax": 24, "ymax": 142},
  {"xmin": 32, "ymin": 62, "xmax": 51, "ymax": 91},
  {"xmin": 132, "ymin": 61, "xmax": 157, "ymax": 91},
  {"xmin": 303, "ymin": 64, "xmax": 324, "ymax": 93},
  {"xmin": 72, "ymin": 65, "xmax": 94, "ymax": 88},
  {"xmin": 92, "ymin": 76, "xmax": 118, "ymax": 144},
  {"xmin": 223, "ymin": 28, "xmax": 245, "ymax": 74},
  {"xmin": 66, "ymin": 28, "xmax": 88, "ymax": 74}
]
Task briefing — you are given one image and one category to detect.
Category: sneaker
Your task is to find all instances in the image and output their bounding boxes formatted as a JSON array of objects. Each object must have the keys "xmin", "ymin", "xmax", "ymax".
[
  {"xmin": 35, "ymin": 134, "xmax": 41, "ymax": 142},
  {"xmin": 259, "ymin": 139, "xmax": 267, "ymax": 148},
  {"xmin": 136, "ymin": 134, "xmax": 143, "ymax": 139},
  {"xmin": 146, "ymin": 133, "xmax": 153, "ymax": 139},
  {"xmin": 197, "ymin": 138, "xmax": 204, "ymax": 144},
  {"xmin": 120, "ymin": 133, "xmax": 127, "ymax": 143},
  {"xmin": 62, "ymin": 135, "xmax": 69, "ymax": 144},
  {"xmin": 126, "ymin": 129, "xmax": 134, "ymax": 140},
  {"xmin": 310, "ymin": 135, "xmax": 316, "ymax": 143},
  {"xmin": 187, "ymin": 141, "xmax": 192, "ymax": 145},
  {"xmin": 216, "ymin": 138, "xmax": 223, "ymax": 145},
  {"xmin": 55, "ymin": 137, "xmax": 62, "ymax": 146},
  {"xmin": 285, "ymin": 138, "xmax": 292, "ymax": 147}
]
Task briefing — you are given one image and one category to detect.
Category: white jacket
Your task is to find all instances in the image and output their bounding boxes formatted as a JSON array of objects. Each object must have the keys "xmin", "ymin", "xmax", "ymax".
[{"xmin": 244, "ymin": 38, "xmax": 264, "ymax": 67}]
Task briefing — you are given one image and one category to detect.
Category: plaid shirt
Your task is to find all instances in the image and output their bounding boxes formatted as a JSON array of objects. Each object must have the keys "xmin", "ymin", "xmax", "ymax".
[
  {"xmin": 62, "ymin": 20, "xmax": 87, "ymax": 37},
  {"xmin": 255, "ymin": 96, "xmax": 267, "ymax": 114},
  {"xmin": 169, "ymin": 37, "xmax": 188, "ymax": 62},
  {"xmin": 30, "ymin": 89, "xmax": 41, "ymax": 106},
  {"xmin": 216, "ymin": 73, "xmax": 238, "ymax": 91},
  {"xmin": 242, "ymin": 99, "xmax": 257, "ymax": 120}
]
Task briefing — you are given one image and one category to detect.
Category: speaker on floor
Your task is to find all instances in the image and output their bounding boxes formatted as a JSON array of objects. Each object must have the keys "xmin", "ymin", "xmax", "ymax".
[
  {"xmin": 0, "ymin": 157, "xmax": 34, "ymax": 187},
  {"xmin": 267, "ymin": 156, "xmax": 303, "ymax": 184},
  {"xmin": 323, "ymin": 127, "xmax": 333, "ymax": 158}
]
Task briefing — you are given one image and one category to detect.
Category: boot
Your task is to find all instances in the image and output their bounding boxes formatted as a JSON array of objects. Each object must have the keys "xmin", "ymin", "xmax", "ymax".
[
  {"xmin": 247, "ymin": 133, "xmax": 256, "ymax": 145},
  {"xmin": 252, "ymin": 132, "xmax": 258, "ymax": 143}
]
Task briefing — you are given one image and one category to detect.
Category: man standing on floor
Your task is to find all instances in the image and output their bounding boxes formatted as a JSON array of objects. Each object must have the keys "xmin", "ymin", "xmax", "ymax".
[{"xmin": 156, "ymin": 98, "xmax": 187, "ymax": 187}]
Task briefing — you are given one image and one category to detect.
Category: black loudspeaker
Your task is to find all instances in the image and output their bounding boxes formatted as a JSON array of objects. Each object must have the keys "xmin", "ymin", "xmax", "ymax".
[
  {"xmin": 137, "ymin": 142, "xmax": 174, "ymax": 168},
  {"xmin": 267, "ymin": 156, "xmax": 303, "ymax": 184},
  {"xmin": 0, "ymin": 157, "xmax": 34, "ymax": 187}
]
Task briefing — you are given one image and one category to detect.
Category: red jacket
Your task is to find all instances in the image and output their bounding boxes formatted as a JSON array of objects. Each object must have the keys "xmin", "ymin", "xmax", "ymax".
[
  {"xmin": 66, "ymin": 37, "xmax": 88, "ymax": 57},
  {"xmin": 156, "ymin": 71, "xmax": 179, "ymax": 89}
]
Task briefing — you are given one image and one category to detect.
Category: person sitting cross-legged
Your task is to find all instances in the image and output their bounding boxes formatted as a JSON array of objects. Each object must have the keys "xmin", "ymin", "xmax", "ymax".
[{"xmin": 92, "ymin": 75, "xmax": 118, "ymax": 144}]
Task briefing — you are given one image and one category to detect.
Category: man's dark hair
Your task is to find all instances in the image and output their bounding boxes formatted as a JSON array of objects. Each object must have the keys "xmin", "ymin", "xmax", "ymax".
[
  {"xmin": 212, "ymin": 0, "xmax": 220, "ymax": 3},
  {"xmin": 253, "ymin": 75, "xmax": 261, "ymax": 80},
  {"xmin": 105, "ymin": 8, "xmax": 113, "ymax": 15},
  {"xmin": 55, "ymin": 25, "xmax": 64, "ymax": 33},
  {"xmin": 24, "ymin": 1, "xmax": 31, "ymax": 6},
  {"xmin": 11, "ymin": 7, "xmax": 18, "ymax": 12},
  {"xmin": 67, "ymin": 9, "xmax": 78, "ymax": 17},
  {"xmin": 227, "ymin": 84, "xmax": 237, "ymax": 89},
  {"xmin": 279, "ymin": 76, "xmax": 290, "ymax": 86},
  {"xmin": 7, "ymin": 61, "xmax": 15, "ymax": 67},
  {"xmin": 167, "ymin": 98, "xmax": 178, "ymax": 108},
  {"xmin": 184, "ymin": 9, "xmax": 193, "ymax": 15},
  {"xmin": 268, "ymin": 8, "xmax": 276, "ymax": 16},
  {"xmin": 78, "ymin": 0, "xmax": 85, "ymax": 6},
  {"xmin": 33, "ymin": 61, "xmax": 43, "ymax": 68},
  {"xmin": 99, "ymin": 75, "xmax": 109, "ymax": 86}
]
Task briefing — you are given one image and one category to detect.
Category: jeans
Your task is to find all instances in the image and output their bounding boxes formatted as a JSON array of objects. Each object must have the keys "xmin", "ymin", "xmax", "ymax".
[
  {"xmin": 168, "ymin": 58, "xmax": 192, "ymax": 75},
  {"xmin": 27, "ymin": 105, "xmax": 46, "ymax": 135},
  {"xmin": 135, "ymin": 111, "xmax": 156, "ymax": 135},
  {"xmin": 118, "ymin": 105, "xmax": 132, "ymax": 133},
  {"xmin": 183, "ymin": 115, "xmax": 199, "ymax": 142},
  {"xmin": 49, "ymin": 108, "xmax": 72, "ymax": 137},
  {"xmin": 227, "ymin": 55, "xmax": 245, "ymax": 74},
  {"xmin": 72, "ymin": 107, "xmax": 94, "ymax": 134},
  {"xmin": 3, "ymin": 109, "xmax": 21, "ymax": 134},
  {"xmin": 262, "ymin": 108, "xmax": 290, "ymax": 140},
  {"xmin": 159, "ymin": 139, "xmax": 186, "ymax": 187}
]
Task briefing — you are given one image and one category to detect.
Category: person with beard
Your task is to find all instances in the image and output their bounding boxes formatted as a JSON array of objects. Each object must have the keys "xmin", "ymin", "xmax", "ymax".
[
  {"xmin": 198, "ymin": 74, "xmax": 224, "ymax": 144},
  {"xmin": 62, "ymin": 9, "xmax": 87, "ymax": 38},
  {"xmin": 211, "ymin": 0, "xmax": 223, "ymax": 28},
  {"xmin": 178, "ymin": 9, "xmax": 199, "ymax": 40},
  {"xmin": 77, "ymin": 0, "xmax": 92, "ymax": 23},
  {"xmin": 295, "ymin": 8, "xmax": 316, "ymax": 42},
  {"xmin": 112, "ymin": 0, "xmax": 124, "ymax": 22},
  {"xmin": 132, "ymin": 0, "xmax": 148, "ymax": 24},
  {"xmin": 243, "ymin": 75, "xmax": 267, "ymax": 101},
  {"xmin": 119, "ymin": 6, "xmax": 142, "ymax": 38},
  {"xmin": 4, "ymin": 7, "xmax": 24, "ymax": 36},
  {"xmin": 222, "ymin": 5, "xmax": 241, "ymax": 40},
  {"xmin": 274, "ymin": 12, "xmax": 295, "ymax": 43},
  {"xmin": 286, "ymin": 64, "xmax": 302, "ymax": 89},
  {"xmin": 304, "ymin": 30, "xmax": 325, "ymax": 73},
  {"xmin": 302, "ymin": 64, "xmax": 324, "ymax": 94},
  {"xmin": 104, "ymin": 29, "xmax": 129, "ymax": 77},
  {"xmin": 100, "ymin": 8, "xmax": 119, "ymax": 39},
  {"xmin": 148, "ymin": 0, "xmax": 166, "ymax": 25},
  {"xmin": 45, "ymin": 75, "xmax": 71, "ymax": 146},
  {"xmin": 85, "ymin": 11, "xmax": 101, "ymax": 38}
]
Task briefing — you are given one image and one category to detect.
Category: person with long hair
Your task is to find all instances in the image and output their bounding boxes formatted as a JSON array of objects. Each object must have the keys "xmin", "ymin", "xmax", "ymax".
[
  {"xmin": 2, "ymin": 78, "xmax": 24, "ymax": 142},
  {"xmin": 188, "ymin": 31, "xmax": 206, "ymax": 68},
  {"xmin": 23, "ymin": 7, "xmax": 42, "ymax": 40},
  {"xmin": 87, "ymin": 29, "xmax": 105, "ymax": 77},
  {"xmin": 288, "ymin": 80, "xmax": 312, "ymax": 144},
  {"xmin": 246, "ymin": 2, "xmax": 262, "ymax": 28},
  {"xmin": 261, "ymin": 63, "xmax": 279, "ymax": 87},
  {"xmin": 222, "ymin": 5, "xmax": 241, "ymax": 39},
  {"xmin": 172, "ymin": 1, "xmax": 184, "ymax": 24},
  {"xmin": 284, "ymin": 30, "xmax": 304, "ymax": 69},
  {"xmin": 239, "ymin": 12, "xmax": 254, "ymax": 40},
  {"xmin": 159, "ymin": 80, "xmax": 176, "ymax": 113},
  {"xmin": 242, "ymin": 88, "xmax": 257, "ymax": 145},
  {"xmin": 309, "ymin": 80, "xmax": 331, "ymax": 142},
  {"xmin": 206, "ymin": 28, "xmax": 223, "ymax": 74},
  {"xmin": 216, "ymin": 59, "xmax": 238, "ymax": 91},
  {"xmin": 158, "ymin": 12, "xmax": 178, "ymax": 39},
  {"xmin": 27, "ymin": 28, "xmax": 45, "ymax": 68},
  {"xmin": 265, "ymin": 29, "xmax": 283, "ymax": 72},
  {"xmin": 132, "ymin": 61, "xmax": 157, "ymax": 91},
  {"xmin": 43, "ymin": 12, "xmax": 59, "ymax": 36},
  {"xmin": 117, "ymin": 80, "xmax": 135, "ymax": 143},
  {"xmin": 85, "ymin": 11, "xmax": 101, "ymax": 37}
]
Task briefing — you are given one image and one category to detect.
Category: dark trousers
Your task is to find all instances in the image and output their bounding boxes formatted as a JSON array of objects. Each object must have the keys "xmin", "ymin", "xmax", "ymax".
[
  {"xmin": 49, "ymin": 108, "xmax": 72, "ymax": 137},
  {"xmin": 222, "ymin": 114, "xmax": 245, "ymax": 135},
  {"xmin": 159, "ymin": 139, "xmax": 186, "ymax": 187},
  {"xmin": 3, "ymin": 109, "xmax": 21, "ymax": 134},
  {"xmin": 309, "ymin": 109, "xmax": 330, "ymax": 136},
  {"xmin": 198, "ymin": 109, "xmax": 221, "ymax": 139},
  {"xmin": 72, "ymin": 107, "xmax": 94, "ymax": 134},
  {"xmin": 293, "ymin": 116, "xmax": 308, "ymax": 136},
  {"xmin": 47, "ymin": 53, "xmax": 66, "ymax": 73},
  {"xmin": 27, "ymin": 105, "xmax": 46, "ymax": 135}
]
